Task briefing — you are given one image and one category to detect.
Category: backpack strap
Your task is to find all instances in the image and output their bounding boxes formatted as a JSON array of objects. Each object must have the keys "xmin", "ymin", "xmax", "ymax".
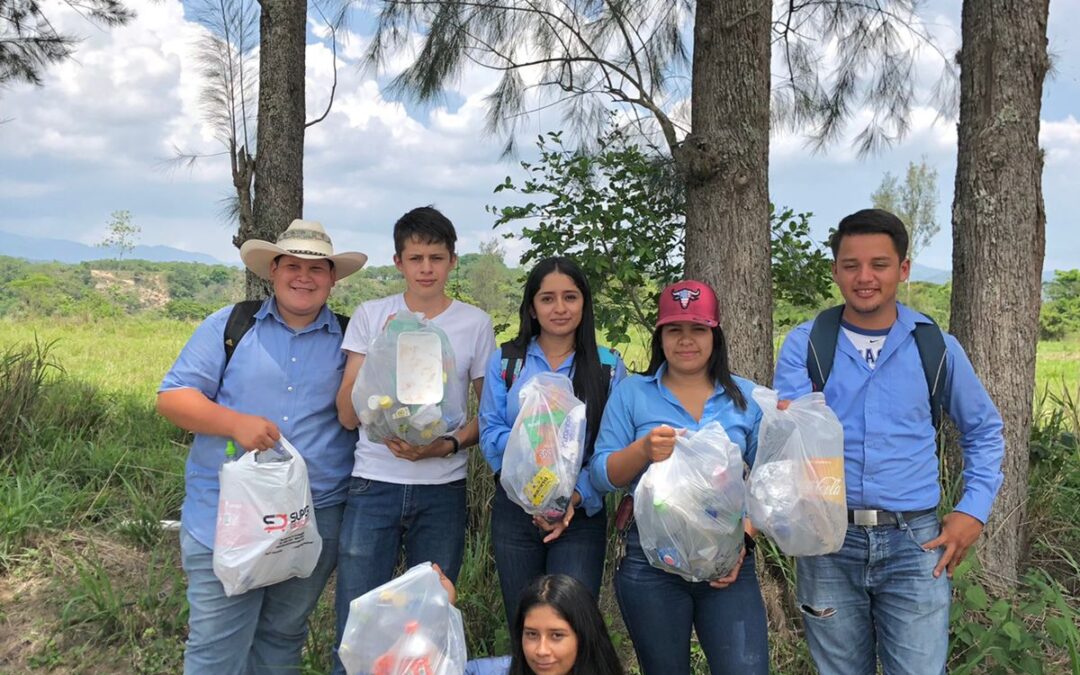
[
  {"xmin": 500, "ymin": 342, "xmax": 526, "ymax": 391},
  {"xmin": 806, "ymin": 304, "xmax": 950, "ymax": 431},
  {"xmin": 913, "ymin": 319, "xmax": 949, "ymax": 431},
  {"xmin": 334, "ymin": 312, "xmax": 350, "ymax": 334},
  {"xmin": 224, "ymin": 300, "xmax": 350, "ymax": 370},
  {"xmin": 223, "ymin": 300, "xmax": 263, "ymax": 369},
  {"xmin": 807, "ymin": 305, "xmax": 844, "ymax": 392},
  {"xmin": 501, "ymin": 342, "xmax": 616, "ymax": 392}
]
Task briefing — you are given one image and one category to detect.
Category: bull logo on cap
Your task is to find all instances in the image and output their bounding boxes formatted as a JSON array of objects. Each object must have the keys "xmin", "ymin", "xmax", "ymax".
[{"xmin": 671, "ymin": 287, "xmax": 701, "ymax": 309}]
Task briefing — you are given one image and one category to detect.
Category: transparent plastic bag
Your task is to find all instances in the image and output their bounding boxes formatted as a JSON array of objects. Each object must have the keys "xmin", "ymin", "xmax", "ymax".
[
  {"xmin": 338, "ymin": 562, "xmax": 467, "ymax": 675},
  {"xmin": 633, "ymin": 422, "xmax": 746, "ymax": 582},
  {"xmin": 500, "ymin": 373, "xmax": 587, "ymax": 520},
  {"xmin": 748, "ymin": 387, "xmax": 846, "ymax": 556},
  {"xmin": 213, "ymin": 436, "xmax": 322, "ymax": 596},
  {"xmin": 352, "ymin": 312, "xmax": 464, "ymax": 446}
]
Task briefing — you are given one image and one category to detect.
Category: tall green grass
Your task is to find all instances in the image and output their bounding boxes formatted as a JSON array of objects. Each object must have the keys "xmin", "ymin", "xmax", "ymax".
[{"xmin": 1, "ymin": 319, "xmax": 1077, "ymax": 674}]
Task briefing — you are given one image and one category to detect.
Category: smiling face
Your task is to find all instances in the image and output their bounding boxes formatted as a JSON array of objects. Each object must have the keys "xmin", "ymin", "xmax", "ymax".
[
  {"xmin": 522, "ymin": 604, "xmax": 579, "ymax": 675},
  {"xmin": 832, "ymin": 232, "xmax": 910, "ymax": 329},
  {"xmin": 660, "ymin": 320, "xmax": 713, "ymax": 377},
  {"xmin": 531, "ymin": 271, "xmax": 584, "ymax": 341},
  {"xmin": 269, "ymin": 255, "xmax": 336, "ymax": 327},
  {"xmin": 394, "ymin": 236, "xmax": 456, "ymax": 301}
]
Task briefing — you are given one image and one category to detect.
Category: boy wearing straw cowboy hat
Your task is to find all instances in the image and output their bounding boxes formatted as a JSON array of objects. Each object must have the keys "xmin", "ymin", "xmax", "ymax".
[{"xmin": 157, "ymin": 220, "xmax": 367, "ymax": 674}]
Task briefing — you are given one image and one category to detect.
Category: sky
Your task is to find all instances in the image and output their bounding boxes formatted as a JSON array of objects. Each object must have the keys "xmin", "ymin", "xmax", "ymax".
[{"xmin": 1, "ymin": 1, "xmax": 1077, "ymax": 274}]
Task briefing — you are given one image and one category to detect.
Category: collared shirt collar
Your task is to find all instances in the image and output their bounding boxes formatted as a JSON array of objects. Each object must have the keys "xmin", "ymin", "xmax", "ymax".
[
  {"xmin": 895, "ymin": 301, "xmax": 933, "ymax": 329},
  {"xmin": 257, "ymin": 297, "xmax": 339, "ymax": 334}
]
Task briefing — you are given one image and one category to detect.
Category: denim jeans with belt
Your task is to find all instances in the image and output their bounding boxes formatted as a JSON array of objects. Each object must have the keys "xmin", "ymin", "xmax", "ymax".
[
  {"xmin": 490, "ymin": 478, "xmax": 607, "ymax": 630},
  {"xmin": 614, "ymin": 524, "xmax": 769, "ymax": 675},
  {"xmin": 333, "ymin": 476, "xmax": 468, "ymax": 675},
  {"xmin": 796, "ymin": 511, "xmax": 951, "ymax": 675},
  {"xmin": 180, "ymin": 502, "xmax": 342, "ymax": 675}
]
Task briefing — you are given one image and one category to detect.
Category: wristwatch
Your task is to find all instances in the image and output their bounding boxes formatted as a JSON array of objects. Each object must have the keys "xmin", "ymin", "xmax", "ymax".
[{"xmin": 439, "ymin": 434, "xmax": 461, "ymax": 457}]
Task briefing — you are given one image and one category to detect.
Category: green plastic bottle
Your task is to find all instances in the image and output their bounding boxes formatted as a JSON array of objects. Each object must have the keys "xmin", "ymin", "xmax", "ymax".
[{"xmin": 225, "ymin": 439, "xmax": 238, "ymax": 460}]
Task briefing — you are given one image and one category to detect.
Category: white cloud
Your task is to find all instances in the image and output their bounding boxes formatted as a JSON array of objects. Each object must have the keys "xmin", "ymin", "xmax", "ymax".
[
  {"xmin": 0, "ymin": 0, "xmax": 1077, "ymax": 278},
  {"xmin": 1041, "ymin": 115, "xmax": 1080, "ymax": 163}
]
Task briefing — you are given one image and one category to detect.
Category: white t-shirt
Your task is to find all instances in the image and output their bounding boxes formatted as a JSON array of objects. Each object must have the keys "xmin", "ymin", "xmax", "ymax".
[
  {"xmin": 343, "ymin": 294, "xmax": 497, "ymax": 483},
  {"xmin": 842, "ymin": 324, "xmax": 888, "ymax": 370}
]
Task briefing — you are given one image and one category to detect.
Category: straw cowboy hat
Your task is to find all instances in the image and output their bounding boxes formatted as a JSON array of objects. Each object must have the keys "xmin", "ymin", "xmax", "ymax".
[{"xmin": 240, "ymin": 220, "xmax": 368, "ymax": 281}]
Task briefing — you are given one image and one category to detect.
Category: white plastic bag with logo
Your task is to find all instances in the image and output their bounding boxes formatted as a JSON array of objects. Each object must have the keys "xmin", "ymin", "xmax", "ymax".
[
  {"xmin": 748, "ymin": 387, "xmax": 846, "ymax": 556},
  {"xmin": 338, "ymin": 562, "xmax": 467, "ymax": 675},
  {"xmin": 633, "ymin": 422, "xmax": 746, "ymax": 582},
  {"xmin": 500, "ymin": 372, "xmax": 587, "ymax": 521},
  {"xmin": 351, "ymin": 312, "xmax": 464, "ymax": 446},
  {"xmin": 213, "ymin": 436, "xmax": 322, "ymax": 596}
]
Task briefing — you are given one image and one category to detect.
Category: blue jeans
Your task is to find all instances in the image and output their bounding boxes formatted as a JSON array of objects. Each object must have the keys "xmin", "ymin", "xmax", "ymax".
[
  {"xmin": 333, "ymin": 476, "xmax": 467, "ymax": 675},
  {"xmin": 614, "ymin": 525, "xmax": 769, "ymax": 675},
  {"xmin": 490, "ymin": 478, "xmax": 607, "ymax": 630},
  {"xmin": 796, "ymin": 511, "xmax": 951, "ymax": 675},
  {"xmin": 180, "ymin": 502, "xmax": 342, "ymax": 675}
]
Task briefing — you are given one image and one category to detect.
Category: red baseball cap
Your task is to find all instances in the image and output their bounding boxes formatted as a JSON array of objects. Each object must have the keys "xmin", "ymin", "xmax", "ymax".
[{"xmin": 657, "ymin": 281, "xmax": 719, "ymax": 327}]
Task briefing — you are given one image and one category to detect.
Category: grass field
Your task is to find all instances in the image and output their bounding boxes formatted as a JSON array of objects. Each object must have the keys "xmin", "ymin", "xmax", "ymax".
[
  {"xmin": 0, "ymin": 317, "xmax": 1077, "ymax": 674},
  {"xmin": 3, "ymin": 316, "xmax": 1074, "ymax": 397}
]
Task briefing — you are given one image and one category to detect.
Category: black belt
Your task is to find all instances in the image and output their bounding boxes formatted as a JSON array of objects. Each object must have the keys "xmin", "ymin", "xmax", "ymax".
[{"xmin": 847, "ymin": 508, "xmax": 936, "ymax": 527}]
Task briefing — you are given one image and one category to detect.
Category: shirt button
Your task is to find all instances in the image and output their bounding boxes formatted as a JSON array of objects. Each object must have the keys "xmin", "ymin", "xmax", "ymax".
[
  {"xmin": 291, "ymin": 357, "xmax": 297, "ymax": 362},
  {"xmin": 283, "ymin": 416, "xmax": 289, "ymax": 421},
  {"xmin": 287, "ymin": 386, "xmax": 294, "ymax": 392}
]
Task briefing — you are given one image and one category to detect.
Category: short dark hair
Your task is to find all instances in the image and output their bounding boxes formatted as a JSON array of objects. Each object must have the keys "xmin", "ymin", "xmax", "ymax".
[
  {"xmin": 392, "ymin": 206, "xmax": 457, "ymax": 257},
  {"xmin": 829, "ymin": 208, "xmax": 909, "ymax": 260},
  {"xmin": 508, "ymin": 575, "xmax": 624, "ymax": 675}
]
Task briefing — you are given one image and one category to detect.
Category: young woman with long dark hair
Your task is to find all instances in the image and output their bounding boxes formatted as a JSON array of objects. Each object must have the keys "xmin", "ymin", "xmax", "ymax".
[
  {"xmin": 589, "ymin": 280, "xmax": 769, "ymax": 674},
  {"xmin": 478, "ymin": 256, "xmax": 626, "ymax": 630},
  {"xmin": 508, "ymin": 574, "xmax": 623, "ymax": 675}
]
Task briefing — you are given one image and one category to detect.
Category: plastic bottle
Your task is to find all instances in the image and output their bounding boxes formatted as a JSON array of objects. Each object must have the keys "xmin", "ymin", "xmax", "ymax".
[
  {"xmin": 225, "ymin": 439, "xmax": 238, "ymax": 460},
  {"xmin": 372, "ymin": 620, "xmax": 441, "ymax": 675}
]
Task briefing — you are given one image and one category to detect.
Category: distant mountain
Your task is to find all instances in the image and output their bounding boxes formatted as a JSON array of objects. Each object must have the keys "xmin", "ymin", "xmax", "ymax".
[
  {"xmin": 0, "ymin": 230, "xmax": 228, "ymax": 265},
  {"xmin": 909, "ymin": 261, "xmax": 1058, "ymax": 283},
  {"xmin": 909, "ymin": 262, "xmax": 951, "ymax": 284}
]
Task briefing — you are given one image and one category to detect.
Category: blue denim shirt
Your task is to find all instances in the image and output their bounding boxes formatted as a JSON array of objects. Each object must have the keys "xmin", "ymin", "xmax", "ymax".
[
  {"xmin": 773, "ymin": 303, "xmax": 1004, "ymax": 523},
  {"xmin": 590, "ymin": 364, "xmax": 761, "ymax": 495},
  {"xmin": 160, "ymin": 298, "xmax": 357, "ymax": 548},
  {"xmin": 478, "ymin": 339, "xmax": 626, "ymax": 516}
]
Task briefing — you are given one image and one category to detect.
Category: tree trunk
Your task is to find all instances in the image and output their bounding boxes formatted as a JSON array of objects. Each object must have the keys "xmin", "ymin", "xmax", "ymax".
[
  {"xmin": 677, "ymin": 0, "xmax": 773, "ymax": 385},
  {"xmin": 950, "ymin": 0, "xmax": 1049, "ymax": 589},
  {"xmin": 246, "ymin": 0, "xmax": 307, "ymax": 300}
]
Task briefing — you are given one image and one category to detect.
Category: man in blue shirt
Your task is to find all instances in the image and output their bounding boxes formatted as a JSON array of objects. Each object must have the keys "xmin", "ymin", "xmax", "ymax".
[
  {"xmin": 773, "ymin": 209, "xmax": 1004, "ymax": 675},
  {"xmin": 157, "ymin": 220, "xmax": 367, "ymax": 674}
]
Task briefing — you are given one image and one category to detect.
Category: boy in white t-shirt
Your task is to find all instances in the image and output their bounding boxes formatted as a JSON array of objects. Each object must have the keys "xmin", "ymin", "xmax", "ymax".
[{"xmin": 332, "ymin": 206, "xmax": 496, "ymax": 673}]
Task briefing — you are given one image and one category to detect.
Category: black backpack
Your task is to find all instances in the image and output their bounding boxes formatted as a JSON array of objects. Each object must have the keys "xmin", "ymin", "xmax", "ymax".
[
  {"xmin": 223, "ymin": 299, "xmax": 350, "ymax": 369},
  {"xmin": 806, "ymin": 305, "xmax": 951, "ymax": 431}
]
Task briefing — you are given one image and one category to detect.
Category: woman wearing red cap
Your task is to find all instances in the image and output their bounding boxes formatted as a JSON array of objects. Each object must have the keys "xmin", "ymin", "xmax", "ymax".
[{"xmin": 589, "ymin": 281, "xmax": 768, "ymax": 674}]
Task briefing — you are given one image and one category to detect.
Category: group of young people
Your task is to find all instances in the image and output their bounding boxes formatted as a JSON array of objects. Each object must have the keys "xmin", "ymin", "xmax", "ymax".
[{"xmin": 158, "ymin": 205, "xmax": 1005, "ymax": 675}]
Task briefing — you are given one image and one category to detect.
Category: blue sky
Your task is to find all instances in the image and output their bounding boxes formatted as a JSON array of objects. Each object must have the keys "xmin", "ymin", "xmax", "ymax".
[{"xmin": 1, "ymin": 1, "xmax": 1077, "ymax": 274}]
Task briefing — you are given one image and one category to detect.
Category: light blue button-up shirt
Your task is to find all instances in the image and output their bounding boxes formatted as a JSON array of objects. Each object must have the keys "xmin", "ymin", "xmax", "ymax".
[
  {"xmin": 160, "ymin": 298, "xmax": 357, "ymax": 548},
  {"xmin": 773, "ymin": 303, "xmax": 1004, "ymax": 523},
  {"xmin": 478, "ymin": 340, "xmax": 626, "ymax": 516},
  {"xmin": 590, "ymin": 365, "xmax": 761, "ymax": 495}
]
